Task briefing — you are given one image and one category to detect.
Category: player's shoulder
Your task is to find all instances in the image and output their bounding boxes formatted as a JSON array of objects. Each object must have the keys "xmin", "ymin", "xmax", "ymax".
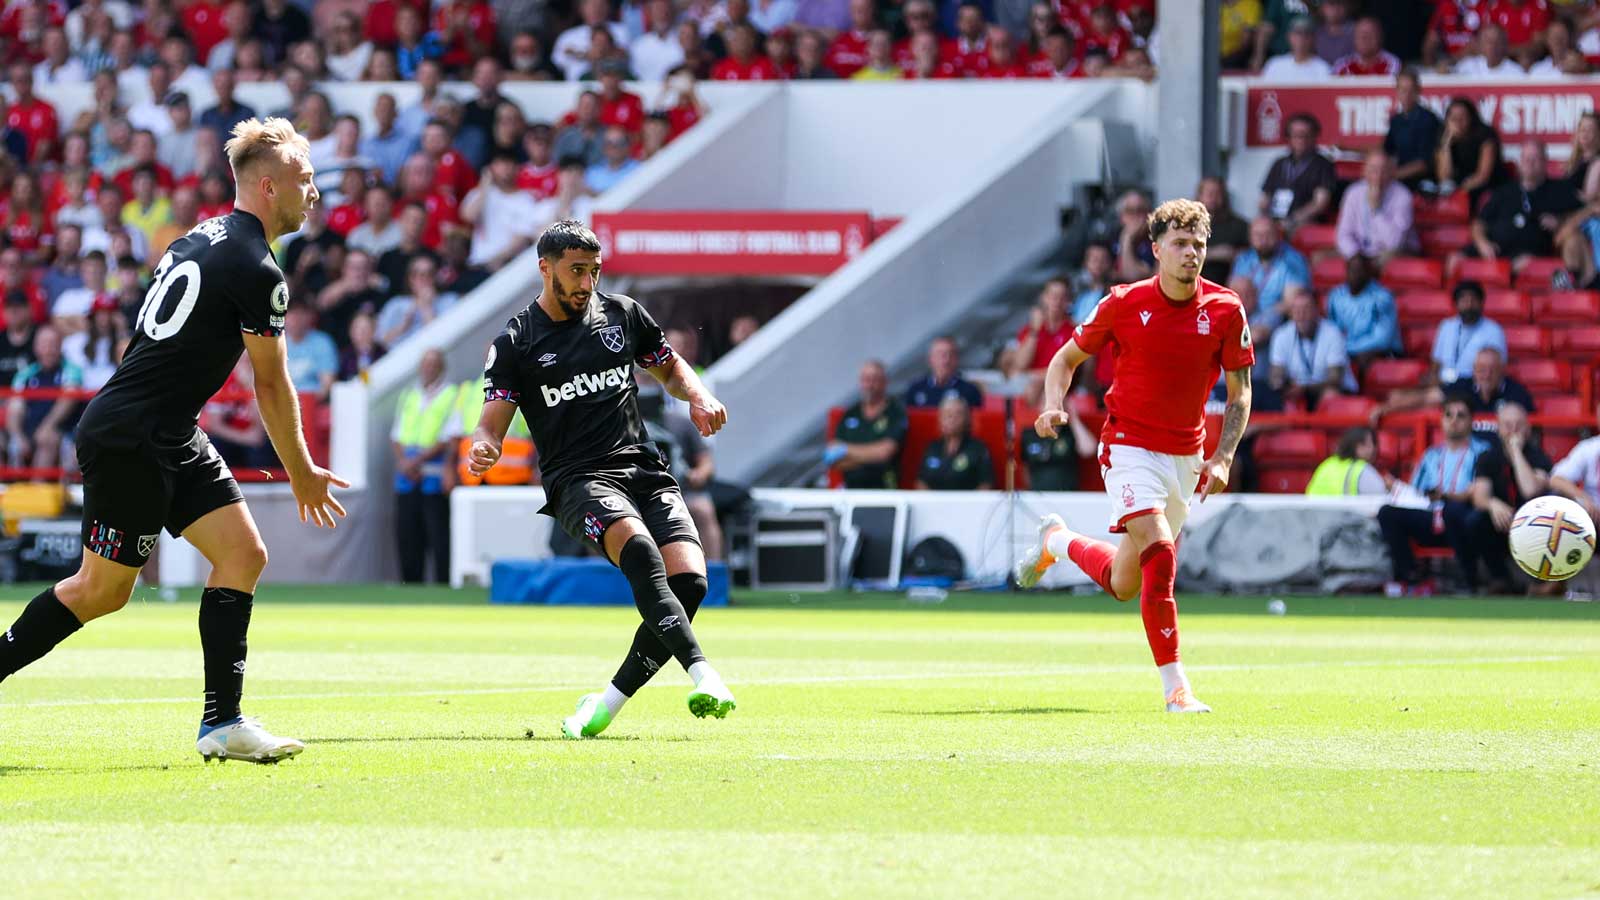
[
  {"xmin": 596, "ymin": 290, "xmax": 641, "ymax": 316},
  {"xmin": 1198, "ymin": 278, "xmax": 1245, "ymax": 308}
]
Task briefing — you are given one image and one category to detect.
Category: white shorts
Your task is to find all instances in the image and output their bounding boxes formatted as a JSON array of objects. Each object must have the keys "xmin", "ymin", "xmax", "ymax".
[{"xmin": 1098, "ymin": 442, "xmax": 1203, "ymax": 535}]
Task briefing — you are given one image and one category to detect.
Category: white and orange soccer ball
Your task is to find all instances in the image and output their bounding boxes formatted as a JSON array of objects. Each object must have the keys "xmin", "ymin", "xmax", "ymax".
[{"xmin": 1508, "ymin": 495, "xmax": 1597, "ymax": 582}]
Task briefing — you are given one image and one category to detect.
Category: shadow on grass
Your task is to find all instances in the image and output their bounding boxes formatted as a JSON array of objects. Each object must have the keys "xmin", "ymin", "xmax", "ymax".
[{"xmin": 894, "ymin": 706, "xmax": 1101, "ymax": 717}]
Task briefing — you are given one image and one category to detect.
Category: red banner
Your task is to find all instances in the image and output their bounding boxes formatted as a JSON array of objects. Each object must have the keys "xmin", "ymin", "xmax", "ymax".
[
  {"xmin": 591, "ymin": 211, "xmax": 875, "ymax": 275},
  {"xmin": 1245, "ymin": 82, "xmax": 1600, "ymax": 148}
]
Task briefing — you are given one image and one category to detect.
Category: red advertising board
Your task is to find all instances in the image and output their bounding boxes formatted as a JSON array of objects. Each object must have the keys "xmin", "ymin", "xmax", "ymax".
[
  {"xmin": 1245, "ymin": 82, "xmax": 1600, "ymax": 148},
  {"xmin": 590, "ymin": 211, "xmax": 875, "ymax": 275}
]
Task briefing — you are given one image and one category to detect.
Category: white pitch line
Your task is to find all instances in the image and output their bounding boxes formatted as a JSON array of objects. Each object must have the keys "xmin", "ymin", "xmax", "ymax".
[{"xmin": 0, "ymin": 654, "xmax": 1570, "ymax": 709}]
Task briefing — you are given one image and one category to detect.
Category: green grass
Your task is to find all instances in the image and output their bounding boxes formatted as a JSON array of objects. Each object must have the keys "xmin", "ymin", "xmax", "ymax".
[{"xmin": 2, "ymin": 584, "xmax": 1599, "ymax": 899}]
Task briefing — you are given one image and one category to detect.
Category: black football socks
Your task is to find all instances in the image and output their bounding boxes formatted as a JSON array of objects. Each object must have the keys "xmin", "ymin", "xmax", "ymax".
[
  {"xmin": 198, "ymin": 587, "xmax": 253, "ymax": 726},
  {"xmin": 616, "ymin": 535, "xmax": 707, "ymax": 671},
  {"xmin": 0, "ymin": 587, "xmax": 82, "ymax": 682},
  {"xmin": 612, "ymin": 572, "xmax": 709, "ymax": 696}
]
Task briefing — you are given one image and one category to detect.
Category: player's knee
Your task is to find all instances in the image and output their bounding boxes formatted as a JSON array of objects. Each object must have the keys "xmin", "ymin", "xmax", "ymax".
[
  {"xmin": 58, "ymin": 571, "xmax": 134, "ymax": 621},
  {"xmin": 618, "ymin": 532, "xmax": 664, "ymax": 574},
  {"xmin": 666, "ymin": 571, "xmax": 708, "ymax": 616},
  {"xmin": 226, "ymin": 539, "xmax": 269, "ymax": 581}
]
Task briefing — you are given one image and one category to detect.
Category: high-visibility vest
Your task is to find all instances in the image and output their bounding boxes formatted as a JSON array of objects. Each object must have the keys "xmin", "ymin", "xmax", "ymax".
[
  {"xmin": 453, "ymin": 379, "xmax": 536, "ymax": 485},
  {"xmin": 394, "ymin": 380, "xmax": 459, "ymax": 492},
  {"xmin": 1305, "ymin": 456, "xmax": 1368, "ymax": 496}
]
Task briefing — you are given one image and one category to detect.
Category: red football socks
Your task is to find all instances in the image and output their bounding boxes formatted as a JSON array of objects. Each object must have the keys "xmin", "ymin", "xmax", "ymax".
[
  {"xmin": 1138, "ymin": 540, "xmax": 1180, "ymax": 666},
  {"xmin": 1066, "ymin": 536, "xmax": 1118, "ymax": 597}
]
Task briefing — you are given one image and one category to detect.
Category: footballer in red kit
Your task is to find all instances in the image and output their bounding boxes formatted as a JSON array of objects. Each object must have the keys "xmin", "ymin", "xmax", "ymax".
[{"xmin": 1015, "ymin": 198, "xmax": 1254, "ymax": 714}]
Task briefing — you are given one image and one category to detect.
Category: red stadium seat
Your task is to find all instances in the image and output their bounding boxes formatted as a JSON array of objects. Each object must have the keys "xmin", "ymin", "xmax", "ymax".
[
  {"xmin": 1452, "ymin": 257, "xmax": 1513, "ymax": 287},
  {"xmin": 1414, "ymin": 192, "xmax": 1471, "ymax": 226},
  {"xmin": 1483, "ymin": 288, "xmax": 1533, "ymax": 323},
  {"xmin": 1510, "ymin": 359, "xmax": 1572, "ymax": 392},
  {"xmin": 1403, "ymin": 325, "xmax": 1437, "ymax": 357},
  {"xmin": 1503, "ymin": 323, "xmax": 1549, "ymax": 356},
  {"xmin": 1552, "ymin": 326, "xmax": 1600, "ymax": 363},
  {"xmin": 1318, "ymin": 394, "xmax": 1377, "ymax": 418},
  {"xmin": 1364, "ymin": 358, "xmax": 1429, "ymax": 397},
  {"xmin": 1312, "ymin": 255, "xmax": 1347, "ymax": 292},
  {"xmin": 1538, "ymin": 291, "xmax": 1600, "ymax": 323},
  {"xmin": 1377, "ymin": 429, "xmax": 1418, "ymax": 470},
  {"xmin": 1334, "ymin": 158, "xmax": 1364, "ymax": 181},
  {"xmin": 1292, "ymin": 224, "xmax": 1339, "ymax": 256},
  {"xmin": 1396, "ymin": 289, "xmax": 1454, "ymax": 326},
  {"xmin": 1541, "ymin": 394, "xmax": 1586, "ymax": 418},
  {"xmin": 1258, "ymin": 466, "xmax": 1316, "ymax": 494},
  {"xmin": 1383, "ymin": 257, "xmax": 1445, "ymax": 289},
  {"xmin": 1419, "ymin": 224, "xmax": 1473, "ymax": 259},
  {"xmin": 1546, "ymin": 431, "xmax": 1581, "ymax": 462},
  {"xmin": 1254, "ymin": 429, "xmax": 1328, "ymax": 465},
  {"xmin": 1516, "ymin": 257, "xmax": 1566, "ymax": 291}
]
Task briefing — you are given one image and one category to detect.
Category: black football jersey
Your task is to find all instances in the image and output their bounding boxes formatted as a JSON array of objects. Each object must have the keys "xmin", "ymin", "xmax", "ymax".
[
  {"xmin": 78, "ymin": 210, "xmax": 287, "ymax": 449},
  {"xmin": 483, "ymin": 291, "xmax": 675, "ymax": 485}
]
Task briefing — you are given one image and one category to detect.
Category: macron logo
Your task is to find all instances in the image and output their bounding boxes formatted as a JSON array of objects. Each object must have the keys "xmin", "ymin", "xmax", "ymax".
[
  {"xmin": 540, "ymin": 365, "xmax": 631, "ymax": 407},
  {"xmin": 1139, "ymin": 311, "xmax": 1152, "ymax": 326}
]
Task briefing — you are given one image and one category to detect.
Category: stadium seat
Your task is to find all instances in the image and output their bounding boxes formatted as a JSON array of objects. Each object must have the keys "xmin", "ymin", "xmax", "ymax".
[
  {"xmin": 1377, "ymin": 430, "xmax": 1417, "ymax": 470},
  {"xmin": 1396, "ymin": 289, "xmax": 1454, "ymax": 326},
  {"xmin": 1540, "ymin": 394, "xmax": 1586, "ymax": 418},
  {"xmin": 1510, "ymin": 359, "xmax": 1572, "ymax": 392},
  {"xmin": 1414, "ymin": 192, "xmax": 1471, "ymax": 226},
  {"xmin": 1257, "ymin": 466, "xmax": 1315, "ymax": 494},
  {"xmin": 1292, "ymin": 224, "xmax": 1339, "ymax": 256},
  {"xmin": 1538, "ymin": 291, "xmax": 1600, "ymax": 323},
  {"xmin": 1552, "ymin": 326, "xmax": 1600, "ymax": 363},
  {"xmin": 1419, "ymin": 224, "xmax": 1472, "ymax": 259},
  {"xmin": 1364, "ymin": 358, "xmax": 1428, "ymax": 397},
  {"xmin": 1546, "ymin": 431, "xmax": 1581, "ymax": 462},
  {"xmin": 1483, "ymin": 289, "xmax": 1533, "ymax": 324},
  {"xmin": 1317, "ymin": 394, "xmax": 1376, "ymax": 418},
  {"xmin": 1403, "ymin": 325, "xmax": 1437, "ymax": 358},
  {"xmin": 1503, "ymin": 323, "xmax": 1549, "ymax": 356},
  {"xmin": 1312, "ymin": 255, "xmax": 1347, "ymax": 292},
  {"xmin": 1383, "ymin": 257, "xmax": 1445, "ymax": 289},
  {"xmin": 1253, "ymin": 429, "xmax": 1327, "ymax": 465},
  {"xmin": 1452, "ymin": 257, "xmax": 1513, "ymax": 287},
  {"xmin": 1516, "ymin": 257, "xmax": 1566, "ymax": 291}
]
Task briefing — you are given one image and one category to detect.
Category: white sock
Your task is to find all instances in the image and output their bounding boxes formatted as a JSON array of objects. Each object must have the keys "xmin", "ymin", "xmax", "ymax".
[
  {"xmin": 1158, "ymin": 662, "xmax": 1188, "ymax": 696},
  {"xmin": 601, "ymin": 683, "xmax": 629, "ymax": 716},
  {"xmin": 1045, "ymin": 528, "xmax": 1075, "ymax": 561},
  {"xmin": 687, "ymin": 660, "xmax": 717, "ymax": 686}
]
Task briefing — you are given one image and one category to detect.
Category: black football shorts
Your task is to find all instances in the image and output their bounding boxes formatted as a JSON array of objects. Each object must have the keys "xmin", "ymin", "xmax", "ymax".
[
  {"xmin": 76, "ymin": 429, "xmax": 244, "ymax": 567},
  {"xmin": 544, "ymin": 449, "xmax": 699, "ymax": 556}
]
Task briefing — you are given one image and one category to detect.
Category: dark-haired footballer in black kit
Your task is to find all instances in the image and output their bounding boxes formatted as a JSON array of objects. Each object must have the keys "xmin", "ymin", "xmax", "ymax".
[
  {"xmin": 0, "ymin": 118, "xmax": 348, "ymax": 764},
  {"xmin": 468, "ymin": 220, "xmax": 736, "ymax": 738}
]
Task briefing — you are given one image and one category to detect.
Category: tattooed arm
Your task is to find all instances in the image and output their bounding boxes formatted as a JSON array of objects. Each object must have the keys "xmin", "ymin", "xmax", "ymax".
[{"xmin": 1199, "ymin": 365, "xmax": 1253, "ymax": 498}]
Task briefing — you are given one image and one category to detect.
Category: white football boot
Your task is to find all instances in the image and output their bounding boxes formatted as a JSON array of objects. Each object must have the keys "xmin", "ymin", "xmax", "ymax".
[{"xmin": 196, "ymin": 716, "xmax": 305, "ymax": 763}]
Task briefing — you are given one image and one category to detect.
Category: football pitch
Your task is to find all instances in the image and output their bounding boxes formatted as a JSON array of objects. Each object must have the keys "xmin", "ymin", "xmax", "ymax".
[{"xmin": 2, "ymin": 585, "xmax": 1598, "ymax": 899}]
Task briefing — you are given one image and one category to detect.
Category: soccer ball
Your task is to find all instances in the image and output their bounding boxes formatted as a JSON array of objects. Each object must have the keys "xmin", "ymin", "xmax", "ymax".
[{"xmin": 1508, "ymin": 496, "xmax": 1597, "ymax": 582}]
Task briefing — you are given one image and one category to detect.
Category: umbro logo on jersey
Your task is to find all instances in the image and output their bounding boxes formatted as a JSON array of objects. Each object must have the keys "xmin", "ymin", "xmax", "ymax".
[
  {"xmin": 658, "ymin": 615, "xmax": 680, "ymax": 628},
  {"xmin": 540, "ymin": 364, "xmax": 631, "ymax": 407},
  {"xmin": 1139, "ymin": 311, "xmax": 1152, "ymax": 326},
  {"xmin": 539, "ymin": 353, "xmax": 558, "ymax": 366}
]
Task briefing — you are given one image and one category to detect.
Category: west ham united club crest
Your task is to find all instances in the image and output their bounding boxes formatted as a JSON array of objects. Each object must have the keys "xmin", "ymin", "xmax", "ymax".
[
  {"xmin": 599, "ymin": 325, "xmax": 625, "ymax": 353},
  {"xmin": 137, "ymin": 534, "xmax": 158, "ymax": 557}
]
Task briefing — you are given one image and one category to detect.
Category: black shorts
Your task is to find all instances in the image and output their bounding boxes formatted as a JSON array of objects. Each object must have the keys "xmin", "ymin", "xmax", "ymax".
[
  {"xmin": 543, "ymin": 450, "xmax": 699, "ymax": 556},
  {"xmin": 77, "ymin": 430, "xmax": 244, "ymax": 568}
]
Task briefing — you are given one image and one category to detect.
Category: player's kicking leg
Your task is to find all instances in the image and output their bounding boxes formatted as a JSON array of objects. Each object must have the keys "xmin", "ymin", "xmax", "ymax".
[
  {"xmin": 564, "ymin": 518, "xmax": 732, "ymax": 738},
  {"xmin": 180, "ymin": 503, "xmax": 303, "ymax": 763},
  {"xmin": 0, "ymin": 550, "xmax": 139, "ymax": 694}
]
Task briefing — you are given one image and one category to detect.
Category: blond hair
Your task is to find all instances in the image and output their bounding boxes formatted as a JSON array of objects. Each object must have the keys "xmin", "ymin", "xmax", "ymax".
[
  {"xmin": 1148, "ymin": 198, "xmax": 1212, "ymax": 243},
  {"xmin": 223, "ymin": 117, "xmax": 311, "ymax": 179}
]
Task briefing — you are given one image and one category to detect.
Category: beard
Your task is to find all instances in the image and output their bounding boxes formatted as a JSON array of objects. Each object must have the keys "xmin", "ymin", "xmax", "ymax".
[{"xmin": 551, "ymin": 275, "xmax": 592, "ymax": 318}]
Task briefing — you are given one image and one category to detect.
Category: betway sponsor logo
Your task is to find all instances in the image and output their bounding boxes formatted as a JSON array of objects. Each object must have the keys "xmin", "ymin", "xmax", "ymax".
[{"xmin": 540, "ymin": 365, "xmax": 631, "ymax": 407}]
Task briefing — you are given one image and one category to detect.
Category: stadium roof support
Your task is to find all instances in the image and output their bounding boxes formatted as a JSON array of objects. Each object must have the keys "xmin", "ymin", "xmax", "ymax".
[{"xmin": 1155, "ymin": 0, "xmax": 1222, "ymax": 203}]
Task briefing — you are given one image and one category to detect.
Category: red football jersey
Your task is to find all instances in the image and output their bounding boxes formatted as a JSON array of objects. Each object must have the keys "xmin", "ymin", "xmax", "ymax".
[
  {"xmin": 6, "ymin": 99, "xmax": 58, "ymax": 163},
  {"xmin": 1430, "ymin": 1, "xmax": 1485, "ymax": 57},
  {"xmin": 826, "ymin": 31, "xmax": 871, "ymax": 77},
  {"xmin": 1071, "ymin": 276, "xmax": 1254, "ymax": 455},
  {"xmin": 517, "ymin": 161, "xmax": 558, "ymax": 200},
  {"xmin": 1332, "ymin": 52, "xmax": 1401, "ymax": 76},
  {"xmin": 1486, "ymin": 0, "xmax": 1549, "ymax": 46},
  {"xmin": 600, "ymin": 92, "xmax": 646, "ymax": 132},
  {"xmin": 434, "ymin": 149, "xmax": 479, "ymax": 200},
  {"xmin": 180, "ymin": 1, "xmax": 229, "ymax": 64},
  {"xmin": 710, "ymin": 56, "xmax": 780, "ymax": 80},
  {"xmin": 326, "ymin": 203, "xmax": 365, "ymax": 237},
  {"xmin": 433, "ymin": 0, "xmax": 498, "ymax": 69},
  {"xmin": 1018, "ymin": 320, "xmax": 1074, "ymax": 371}
]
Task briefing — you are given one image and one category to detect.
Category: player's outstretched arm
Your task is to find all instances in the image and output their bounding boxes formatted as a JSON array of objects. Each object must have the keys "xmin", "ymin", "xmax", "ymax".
[
  {"xmin": 1035, "ymin": 339, "xmax": 1092, "ymax": 438},
  {"xmin": 243, "ymin": 332, "xmax": 350, "ymax": 528},
  {"xmin": 1199, "ymin": 366, "xmax": 1253, "ymax": 500},
  {"xmin": 648, "ymin": 356, "xmax": 726, "ymax": 438},
  {"xmin": 467, "ymin": 399, "xmax": 517, "ymax": 476}
]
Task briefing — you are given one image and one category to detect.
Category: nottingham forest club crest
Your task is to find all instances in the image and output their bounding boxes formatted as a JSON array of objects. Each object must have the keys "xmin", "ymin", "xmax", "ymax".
[{"xmin": 599, "ymin": 325, "xmax": 625, "ymax": 353}]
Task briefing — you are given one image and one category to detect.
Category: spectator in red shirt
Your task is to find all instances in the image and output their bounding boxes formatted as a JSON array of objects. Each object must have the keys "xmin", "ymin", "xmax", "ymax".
[
  {"xmin": 905, "ymin": 31, "xmax": 960, "ymax": 78},
  {"xmin": 895, "ymin": 0, "xmax": 955, "ymax": 68},
  {"xmin": 326, "ymin": 169, "xmax": 368, "ymax": 237},
  {"xmin": 1007, "ymin": 277, "xmax": 1075, "ymax": 382},
  {"xmin": 399, "ymin": 153, "xmax": 462, "ymax": 250},
  {"xmin": 518, "ymin": 124, "xmax": 560, "ymax": 199},
  {"xmin": 365, "ymin": 0, "xmax": 422, "ymax": 50},
  {"xmin": 179, "ymin": 0, "xmax": 229, "ymax": 66},
  {"xmin": 5, "ymin": 60, "xmax": 58, "ymax": 163},
  {"xmin": 951, "ymin": 3, "xmax": 989, "ymax": 75},
  {"xmin": 826, "ymin": 0, "xmax": 877, "ymax": 77},
  {"xmin": 596, "ymin": 60, "xmax": 646, "ymax": 132},
  {"xmin": 0, "ymin": 247, "xmax": 50, "ymax": 328},
  {"xmin": 1027, "ymin": 27, "xmax": 1083, "ymax": 78},
  {"xmin": 1332, "ymin": 17, "xmax": 1401, "ymax": 76},
  {"xmin": 433, "ymin": 0, "xmax": 497, "ymax": 72},
  {"xmin": 1487, "ymin": 0, "xmax": 1550, "ymax": 66},
  {"xmin": 1, "ymin": 171, "xmax": 53, "ymax": 265},
  {"xmin": 1080, "ymin": 3, "xmax": 1130, "ymax": 62},
  {"xmin": 111, "ymin": 130, "xmax": 176, "ymax": 197},
  {"xmin": 712, "ymin": 24, "xmax": 780, "ymax": 79},
  {"xmin": 1423, "ymin": 0, "xmax": 1481, "ymax": 67},
  {"xmin": 792, "ymin": 28, "xmax": 839, "ymax": 78},
  {"xmin": 420, "ymin": 120, "xmax": 480, "ymax": 201},
  {"xmin": 977, "ymin": 25, "xmax": 1027, "ymax": 78}
]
